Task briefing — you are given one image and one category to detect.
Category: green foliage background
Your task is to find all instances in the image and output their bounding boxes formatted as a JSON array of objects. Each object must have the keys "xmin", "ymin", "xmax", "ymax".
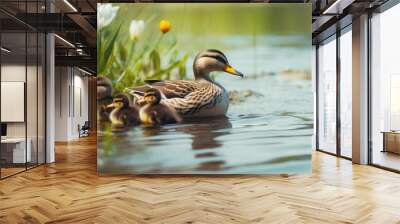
[{"xmin": 97, "ymin": 3, "xmax": 311, "ymax": 93}]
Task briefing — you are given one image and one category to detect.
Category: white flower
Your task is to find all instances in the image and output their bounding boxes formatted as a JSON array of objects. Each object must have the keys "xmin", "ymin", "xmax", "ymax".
[
  {"xmin": 129, "ymin": 20, "xmax": 145, "ymax": 41},
  {"xmin": 97, "ymin": 4, "xmax": 119, "ymax": 29}
]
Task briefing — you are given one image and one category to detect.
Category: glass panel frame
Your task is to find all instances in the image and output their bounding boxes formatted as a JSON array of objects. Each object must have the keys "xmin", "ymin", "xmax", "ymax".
[
  {"xmin": 0, "ymin": 18, "xmax": 28, "ymax": 178},
  {"xmin": 315, "ymin": 24, "xmax": 354, "ymax": 161},
  {"xmin": 339, "ymin": 26, "xmax": 352, "ymax": 159},
  {"xmin": 0, "ymin": 0, "xmax": 47, "ymax": 179},
  {"xmin": 370, "ymin": 3, "xmax": 400, "ymax": 172},
  {"xmin": 317, "ymin": 35, "xmax": 337, "ymax": 155}
]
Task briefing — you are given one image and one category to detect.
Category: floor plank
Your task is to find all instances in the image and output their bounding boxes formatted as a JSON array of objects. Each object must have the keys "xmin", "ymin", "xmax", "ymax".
[{"xmin": 0, "ymin": 135, "xmax": 400, "ymax": 224}]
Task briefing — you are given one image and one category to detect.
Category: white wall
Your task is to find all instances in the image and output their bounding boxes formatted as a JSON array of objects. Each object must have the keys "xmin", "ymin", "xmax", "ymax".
[
  {"xmin": 1, "ymin": 63, "xmax": 46, "ymax": 164},
  {"xmin": 1, "ymin": 65, "xmax": 26, "ymax": 138},
  {"xmin": 0, "ymin": 65, "xmax": 42, "ymax": 138},
  {"xmin": 54, "ymin": 67, "xmax": 89, "ymax": 141},
  {"xmin": 55, "ymin": 66, "xmax": 69, "ymax": 141},
  {"xmin": 72, "ymin": 73, "xmax": 89, "ymax": 138}
]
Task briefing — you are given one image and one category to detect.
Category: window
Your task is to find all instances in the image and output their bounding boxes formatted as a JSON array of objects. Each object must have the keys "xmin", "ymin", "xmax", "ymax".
[
  {"xmin": 317, "ymin": 36, "xmax": 337, "ymax": 154},
  {"xmin": 339, "ymin": 28, "xmax": 352, "ymax": 158},
  {"xmin": 371, "ymin": 3, "xmax": 400, "ymax": 171}
]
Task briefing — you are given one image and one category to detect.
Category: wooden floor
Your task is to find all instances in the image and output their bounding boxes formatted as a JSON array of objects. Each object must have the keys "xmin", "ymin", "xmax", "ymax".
[
  {"xmin": 1, "ymin": 136, "xmax": 400, "ymax": 224},
  {"xmin": 1, "ymin": 167, "xmax": 26, "ymax": 178},
  {"xmin": 373, "ymin": 150, "xmax": 400, "ymax": 171}
]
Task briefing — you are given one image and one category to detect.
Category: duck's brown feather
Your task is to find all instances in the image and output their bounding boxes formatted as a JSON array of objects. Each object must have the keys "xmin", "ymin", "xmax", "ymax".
[
  {"xmin": 128, "ymin": 80, "xmax": 227, "ymax": 117},
  {"xmin": 128, "ymin": 80, "xmax": 207, "ymax": 99}
]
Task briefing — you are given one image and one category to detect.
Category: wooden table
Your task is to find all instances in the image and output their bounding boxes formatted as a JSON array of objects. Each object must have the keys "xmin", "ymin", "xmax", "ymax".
[{"xmin": 382, "ymin": 131, "xmax": 400, "ymax": 154}]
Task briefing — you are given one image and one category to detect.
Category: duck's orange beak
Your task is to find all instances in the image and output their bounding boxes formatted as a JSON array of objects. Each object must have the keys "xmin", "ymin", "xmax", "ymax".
[{"xmin": 224, "ymin": 65, "xmax": 244, "ymax": 78}]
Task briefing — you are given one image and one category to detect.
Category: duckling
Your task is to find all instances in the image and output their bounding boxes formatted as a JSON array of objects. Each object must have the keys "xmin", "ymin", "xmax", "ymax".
[
  {"xmin": 97, "ymin": 76, "xmax": 114, "ymax": 122},
  {"xmin": 108, "ymin": 94, "xmax": 140, "ymax": 129},
  {"xmin": 139, "ymin": 88, "xmax": 182, "ymax": 125}
]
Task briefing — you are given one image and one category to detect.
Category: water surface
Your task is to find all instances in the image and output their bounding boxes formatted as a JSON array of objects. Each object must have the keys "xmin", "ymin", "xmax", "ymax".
[{"xmin": 98, "ymin": 62, "xmax": 313, "ymax": 174}]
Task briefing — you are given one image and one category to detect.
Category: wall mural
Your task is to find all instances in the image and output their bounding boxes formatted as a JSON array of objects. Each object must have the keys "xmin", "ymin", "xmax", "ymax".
[{"xmin": 97, "ymin": 3, "xmax": 312, "ymax": 174}]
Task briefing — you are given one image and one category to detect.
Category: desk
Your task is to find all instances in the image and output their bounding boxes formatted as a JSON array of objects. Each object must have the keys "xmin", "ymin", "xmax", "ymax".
[
  {"xmin": 382, "ymin": 131, "xmax": 400, "ymax": 155},
  {"xmin": 1, "ymin": 138, "xmax": 31, "ymax": 163}
]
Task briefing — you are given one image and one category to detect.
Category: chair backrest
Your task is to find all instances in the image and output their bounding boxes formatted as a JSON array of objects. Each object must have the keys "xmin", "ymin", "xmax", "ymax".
[{"xmin": 82, "ymin": 121, "xmax": 90, "ymax": 129}]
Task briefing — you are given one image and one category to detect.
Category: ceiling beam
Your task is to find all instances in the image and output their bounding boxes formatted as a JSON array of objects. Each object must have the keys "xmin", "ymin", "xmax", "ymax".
[
  {"xmin": 55, "ymin": 55, "xmax": 96, "ymax": 71},
  {"xmin": 67, "ymin": 13, "xmax": 96, "ymax": 46},
  {"xmin": 14, "ymin": 13, "xmax": 82, "ymax": 32},
  {"xmin": 322, "ymin": 0, "xmax": 355, "ymax": 14}
]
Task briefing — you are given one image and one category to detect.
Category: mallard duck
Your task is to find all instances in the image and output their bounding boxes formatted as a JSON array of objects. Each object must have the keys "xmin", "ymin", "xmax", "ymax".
[
  {"xmin": 128, "ymin": 49, "xmax": 243, "ymax": 117},
  {"xmin": 107, "ymin": 94, "xmax": 140, "ymax": 129},
  {"xmin": 97, "ymin": 76, "xmax": 114, "ymax": 122},
  {"xmin": 139, "ymin": 88, "xmax": 182, "ymax": 125}
]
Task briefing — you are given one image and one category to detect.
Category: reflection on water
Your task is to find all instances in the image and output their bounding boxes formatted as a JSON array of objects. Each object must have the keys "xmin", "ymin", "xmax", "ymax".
[
  {"xmin": 98, "ymin": 105, "xmax": 313, "ymax": 174},
  {"xmin": 179, "ymin": 117, "xmax": 232, "ymax": 150},
  {"xmin": 98, "ymin": 73, "xmax": 313, "ymax": 174}
]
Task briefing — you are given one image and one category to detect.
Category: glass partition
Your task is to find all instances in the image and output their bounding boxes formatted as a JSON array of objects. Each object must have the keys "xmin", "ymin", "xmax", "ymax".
[
  {"xmin": 339, "ymin": 28, "xmax": 352, "ymax": 158},
  {"xmin": 1, "ymin": 30, "xmax": 28, "ymax": 177},
  {"xmin": 0, "ymin": 1, "xmax": 46, "ymax": 179},
  {"xmin": 371, "ymin": 4, "xmax": 400, "ymax": 171},
  {"xmin": 317, "ymin": 36, "xmax": 337, "ymax": 154}
]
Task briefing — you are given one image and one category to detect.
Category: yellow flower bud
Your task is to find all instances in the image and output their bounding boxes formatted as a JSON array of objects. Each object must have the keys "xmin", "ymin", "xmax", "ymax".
[{"xmin": 159, "ymin": 20, "xmax": 171, "ymax": 34}]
